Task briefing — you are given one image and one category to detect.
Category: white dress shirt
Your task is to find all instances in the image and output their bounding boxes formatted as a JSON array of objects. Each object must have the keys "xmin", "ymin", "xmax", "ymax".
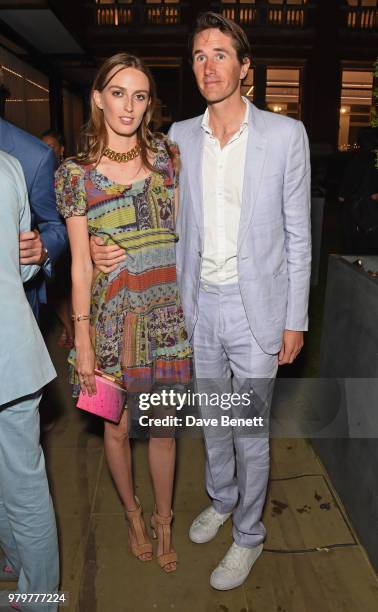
[{"xmin": 201, "ymin": 98, "xmax": 249, "ymax": 285}]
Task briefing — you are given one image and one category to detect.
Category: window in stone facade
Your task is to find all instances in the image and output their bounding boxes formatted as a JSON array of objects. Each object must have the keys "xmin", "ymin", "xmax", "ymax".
[
  {"xmin": 338, "ymin": 70, "xmax": 374, "ymax": 151},
  {"xmin": 266, "ymin": 67, "xmax": 301, "ymax": 119}
]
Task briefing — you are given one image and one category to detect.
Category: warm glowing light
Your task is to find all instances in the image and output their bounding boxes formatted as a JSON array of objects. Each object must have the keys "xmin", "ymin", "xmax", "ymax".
[
  {"xmin": 340, "ymin": 107, "xmax": 347, "ymax": 114},
  {"xmin": 1, "ymin": 64, "xmax": 49, "ymax": 93},
  {"xmin": 6, "ymin": 98, "xmax": 49, "ymax": 103},
  {"xmin": 273, "ymin": 105, "xmax": 282, "ymax": 112}
]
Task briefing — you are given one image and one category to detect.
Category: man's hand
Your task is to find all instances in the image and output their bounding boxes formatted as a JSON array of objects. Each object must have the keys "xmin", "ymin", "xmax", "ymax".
[
  {"xmin": 89, "ymin": 236, "xmax": 125, "ymax": 274},
  {"xmin": 278, "ymin": 330, "xmax": 304, "ymax": 365},
  {"xmin": 19, "ymin": 230, "xmax": 47, "ymax": 265}
]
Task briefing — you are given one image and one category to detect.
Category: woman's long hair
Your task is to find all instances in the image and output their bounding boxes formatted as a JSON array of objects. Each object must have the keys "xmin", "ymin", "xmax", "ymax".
[{"xmin": 78, "ymin": 53, "xmax": 160, "ymax": 172}]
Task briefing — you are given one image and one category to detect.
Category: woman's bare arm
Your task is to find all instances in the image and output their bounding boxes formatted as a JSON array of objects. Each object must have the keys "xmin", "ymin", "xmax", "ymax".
[{"xmin": 66, "ymin": 216, "xmax": 96, "ymax": 395}]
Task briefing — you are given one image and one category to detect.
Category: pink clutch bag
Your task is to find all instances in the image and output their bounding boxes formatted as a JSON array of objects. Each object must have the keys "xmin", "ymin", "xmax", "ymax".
[{"xmin": 76, "ymin": 370, "xmax": 126, "ymax": 423}]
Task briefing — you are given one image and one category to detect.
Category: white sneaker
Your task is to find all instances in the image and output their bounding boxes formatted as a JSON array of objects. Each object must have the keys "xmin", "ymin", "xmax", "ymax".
[
  {"xmin": 189, "ymin": 506, "xmax": 232, "ymax": 544},
  {"xmin": 210, "ymin": 542, "xmax": 263, "ymax": 590}
]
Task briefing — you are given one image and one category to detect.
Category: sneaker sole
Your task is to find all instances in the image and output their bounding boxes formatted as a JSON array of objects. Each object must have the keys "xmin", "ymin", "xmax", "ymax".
[
  {"xmin": 210, "ymin": 574, "xmax": 248, "ymax": 590},
  {"xmin": 189, "ymin": 530, "xmax": 219, "ymax": 544}
]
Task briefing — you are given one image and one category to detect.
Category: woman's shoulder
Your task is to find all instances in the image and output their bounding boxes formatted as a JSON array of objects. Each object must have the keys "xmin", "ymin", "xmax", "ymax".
[
  {"xmin": 55, "ymin": 158, "xmax": 88, "ymax": 217},
  {"xmin": 151, "ymin": 135, "xmax": 180, "ymax": 184},
  {"xmin": 56, "ymin": 157, "xmax": 86, "ymax": 179},
  {"xmin": 153, "ymin": 134, "xmax": 179, "ymax": 156}
]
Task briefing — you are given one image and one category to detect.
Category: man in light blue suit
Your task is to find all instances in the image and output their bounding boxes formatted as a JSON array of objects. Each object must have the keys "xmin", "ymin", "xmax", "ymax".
[
  {"xmin": 0, "ymin": 117, "xmax": 67, "ymax": 320},
  {"xmin": 0, "ymin": 152, "xmax": 59, "ymax": 609},
  {"xmin": 167, "ymin": 13, "xmax": 311, "ymax": 590}
]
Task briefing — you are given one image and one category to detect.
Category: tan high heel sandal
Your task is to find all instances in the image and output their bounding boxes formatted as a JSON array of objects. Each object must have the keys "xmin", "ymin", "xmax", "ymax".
[
  {"xmin": 150, "ymin": 508, "xmax": 177, "ymax": 573},
  {"xmin": 125, "ymin": 498, "xmax": 153, "ymax": 562}
]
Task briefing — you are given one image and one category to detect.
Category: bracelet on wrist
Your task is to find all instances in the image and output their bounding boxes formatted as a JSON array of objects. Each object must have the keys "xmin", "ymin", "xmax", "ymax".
[{"xmin": 72, "ymin": 314, "xmax": 90, "ymax": 322}]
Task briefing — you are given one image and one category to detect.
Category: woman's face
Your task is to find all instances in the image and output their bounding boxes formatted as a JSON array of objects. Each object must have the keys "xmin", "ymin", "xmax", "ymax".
[{"xmin": 93, "ymin": 66, "xmax": 150, "ymax": 141}]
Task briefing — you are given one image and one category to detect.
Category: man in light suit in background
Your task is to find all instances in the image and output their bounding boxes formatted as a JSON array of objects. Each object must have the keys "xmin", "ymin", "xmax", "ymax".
[
  {"xmin": 90, "ymin": 12, "xmax": 311, "ymax": 591},
  {"xmin": 0, "ymin": 117, "xmax": 67, "ymax": 321},
  {"xmin": 0, "ymin": 151, "xmax": 59, "ymax": 609}
]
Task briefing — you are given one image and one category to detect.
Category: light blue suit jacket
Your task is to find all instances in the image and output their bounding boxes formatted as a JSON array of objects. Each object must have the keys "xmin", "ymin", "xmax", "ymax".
[
  {"xmin": 169, "ymin": 102, "xmax": 312, "ymax": 354},
  {"xmin": 0, "ymin": 152, "xmax": 56, "ymax": 406}
]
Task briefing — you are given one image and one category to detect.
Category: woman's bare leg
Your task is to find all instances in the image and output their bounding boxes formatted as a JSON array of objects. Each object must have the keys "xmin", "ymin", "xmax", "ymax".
[
  {"xmin": 148, "ymin": 436, "xmax": 176, "ymax": 570},
  {"xmin": 104, "ymin": 410, "xmax": 151, "ymax": 560}
]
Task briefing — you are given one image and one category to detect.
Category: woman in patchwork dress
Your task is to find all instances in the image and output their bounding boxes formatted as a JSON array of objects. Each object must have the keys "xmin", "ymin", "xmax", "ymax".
[{"xmin": 55, "ymin": 53, "xmax": 192, "ymax": 573}]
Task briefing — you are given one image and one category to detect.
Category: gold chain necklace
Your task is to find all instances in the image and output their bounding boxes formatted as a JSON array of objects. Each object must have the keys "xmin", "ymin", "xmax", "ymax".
[{"xmin": 103, "ymin": 143, "xmax": 141, "ymax": 163}]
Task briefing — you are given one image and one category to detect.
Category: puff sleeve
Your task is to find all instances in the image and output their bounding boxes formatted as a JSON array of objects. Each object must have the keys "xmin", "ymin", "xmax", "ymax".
[
  {"xmin": 55, "ymin": 160, "xmax": 87, "ymax": 219},
  {"xmin": 166, "ymin": 139, "xmax": 180, "ymax": 189}
]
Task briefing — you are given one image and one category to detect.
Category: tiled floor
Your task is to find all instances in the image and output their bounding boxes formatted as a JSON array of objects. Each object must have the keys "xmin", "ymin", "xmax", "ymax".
[{"xmin": 1, "ymin": 327, "xmax": 378, "ymax": 612}]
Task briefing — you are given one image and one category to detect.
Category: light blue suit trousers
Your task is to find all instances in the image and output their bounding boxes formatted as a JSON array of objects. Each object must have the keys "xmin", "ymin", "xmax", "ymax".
[
  {"xmin": 0, "ymin": 392, "xmax": 59, "ymax": 611},
  {"xmin": 193, "ymin": 283, "xmax": 278, "ymax": 548}
]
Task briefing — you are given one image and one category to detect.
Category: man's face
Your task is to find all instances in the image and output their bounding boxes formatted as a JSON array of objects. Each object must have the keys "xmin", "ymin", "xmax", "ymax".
[{"xmin": 192, "ymin": 28, "xmax": 250, "ymax": 104}]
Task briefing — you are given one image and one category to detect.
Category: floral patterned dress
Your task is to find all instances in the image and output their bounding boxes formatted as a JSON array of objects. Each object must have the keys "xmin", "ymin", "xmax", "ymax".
[{"xmin": 55, "ymin": 138, "xmax": 192, "ymax": 395}]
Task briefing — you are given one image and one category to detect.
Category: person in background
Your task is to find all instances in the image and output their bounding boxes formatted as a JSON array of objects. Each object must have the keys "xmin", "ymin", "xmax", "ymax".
[
  {"xmin": 0, "ymin": 111, "xmax": 66, "ymax": 582},
  {"xmin": 0, "ymin": 117, "xmax": 67, "ymax": 321},
  {"xmin": 40, "ymin": 129, "xmax": 73, "ymax": 348},
  {"xmin": 339, "ymin": 126, "xmax": 378, "ymax": 254},
  {"xmin": 41, "ymin": 130, "xmax": 65, "ymax": 164},
  {"xmin": 55, "ymin": 53, "xmax": 192, "ymax": 574},
  {"xmin": 0, "ymin": 151, "xmax": 59, "ymax": 611}
]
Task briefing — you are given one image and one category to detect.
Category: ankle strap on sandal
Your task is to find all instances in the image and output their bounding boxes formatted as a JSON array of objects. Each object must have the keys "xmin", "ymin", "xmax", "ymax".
[{"xmin": 154, "ymin": 510, "xmax": 173, "ymax": 525}]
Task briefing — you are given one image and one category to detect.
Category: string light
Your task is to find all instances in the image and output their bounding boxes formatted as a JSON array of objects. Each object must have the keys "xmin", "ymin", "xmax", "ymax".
[
  {"xmin": 0, "ymin": 64, "xmax": 49, "ymax": 93},
  {"xmin": 6, "ymin": 98, "xmax": 49, "ymax": 103}
]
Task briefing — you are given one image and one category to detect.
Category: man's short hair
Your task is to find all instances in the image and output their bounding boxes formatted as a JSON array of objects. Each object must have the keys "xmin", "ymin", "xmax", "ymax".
[{"xmin": 189, "ymin": 11, "xmax": 251, "ymax": 65}]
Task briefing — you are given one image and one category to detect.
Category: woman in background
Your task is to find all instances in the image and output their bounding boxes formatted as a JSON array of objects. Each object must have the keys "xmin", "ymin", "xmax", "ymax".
[{"xmin": 55, "ymin": 53, "xmax": 192, "ymax": 573}]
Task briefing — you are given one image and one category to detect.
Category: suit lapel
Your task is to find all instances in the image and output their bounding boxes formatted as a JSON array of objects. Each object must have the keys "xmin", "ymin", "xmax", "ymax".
[
  {"xmin": 238, "ymin": 103, "xmax": 268, "ymax": 251},
  {"xmin": 185, "ymin": 117, "xmax": 204, "ymax": 244}
]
